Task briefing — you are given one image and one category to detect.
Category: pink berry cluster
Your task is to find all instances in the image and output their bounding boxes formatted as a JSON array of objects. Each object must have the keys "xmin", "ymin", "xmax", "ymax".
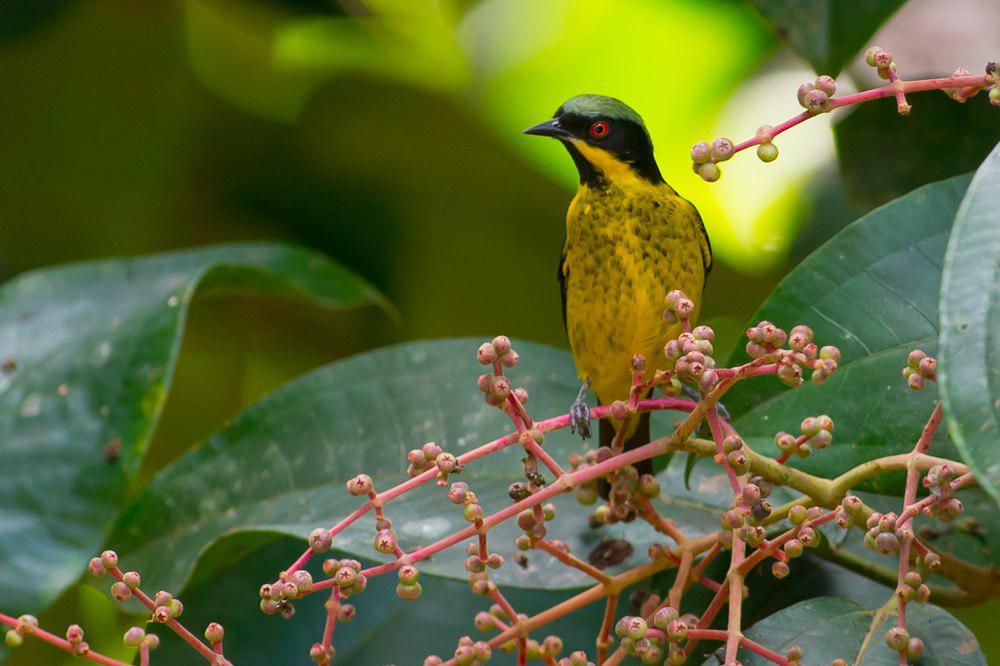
[
  {"xmin": 259, "ymin": 568, "xmax": 315, "ymax": 619},
  {"xmin": 902, "ymin": 349, "xmax": 936, "ymax": 390},
  {"xmin": 3, "ymin": 615, "xmax": 39, "ymax": 651},
  {"xmin": 406, "ymin": 441, "xmax": 463, "ymax": 484},
  {"xmin": 797, "ymin": 74, "xmax": 838, "ymax": 113},
  {"xmin": 774, "ymin": 414, "xmax": 834, "ymax": 459},
  {"xmin": 614, "ymin": 607, "xmax": 697, "ymax": 664},
  {"xmin": 85, "ymin": 549, "xmax": 231, "ymax": 664},
  {"xmin": 747, "ymin": 322, "xmax": 840, "ymax": 387},
  {"xmin": 921, "ymin": 464, "xmax": 965, "ymax": 522},
  {"xmin": 476, "ymin": 336, "xmax": 524, "ymax": 407}
]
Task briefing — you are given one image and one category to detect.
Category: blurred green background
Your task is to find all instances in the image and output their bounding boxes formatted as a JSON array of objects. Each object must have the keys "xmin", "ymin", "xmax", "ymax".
[{"xmin": 1, "ymin": 0, "xmax": 998, "ymax": 662}]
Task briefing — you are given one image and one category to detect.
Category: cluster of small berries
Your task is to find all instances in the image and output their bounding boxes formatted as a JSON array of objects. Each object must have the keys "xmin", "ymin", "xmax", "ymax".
[
  {"xmin": 406, "ymin": 441, "xmax": 463, "ymax": 483},
  {"xmin": 834, "ymin": 494, "xmax": 864, "ymax": 529},
  {"xmin": 614, "ymin": 607, "xmax": 727, "ymax": 665},
  {"xmin": 321, "ymin": 558, "xmax": 366, "ymax": 603},
  {"xmin": 769, "ymin": 504, "xmax": 824, "ymax": 579},
  {"xmin": 310, "ymin": 642, "xmax": 335, "ymax": 664},
  {"xmin": 87, "ymin": 549, "xmax": 227, "ymax": 661},
  {"xmin": 864, "ymin": 47, "xmax": 896, "ymax": 80},
  {"xmin": 863, "ymin": 511, "xmax": 909, "ymax": 556},
  {"xmin": 448, "ymin": 483, "xmax": 506, "ymax": 594},
  {"xmin": 476, "ymin": 337, "xmax": 524, "ymax": 408},
  {"xmin": 885, "ymin": 626, "xmax": 925, "ymax": 661},
  {"xmin": 663, "ymin": 323, "xmax": 718, "ymax": 391},
  {"xmin": 566, "ymin": 450, "xmax": 604, "ymax": 506},
  {"xmin": 259, "ymin": 568, "xmax": 315, "ymax": 619},
  {"xmin": 746, "ymin": 322, "xmax": 840, "ymax": 387},
  {"xmin": 902, "ymin": 350, "xmax": 936, "ymax": 390},
  {"xmin": 774, "ymin": 414, "xmax": 834, "ymax": 459},
  {"xmin": 512, "ymin": 502, "xmax": 557, "ymax": 552},
  {"xmin": 689, "ymin": 136, "xmax": 734, "ymax": 182},
  {"xmin": 722, "ymin": 477, "xmax": 776, "ymax": 546},
  {"xmin": 3, "ymin": 615, "xmax": 39, "ymax": 651},
  {"xmin": 426, "ymin": 631, "xmax": 573, "ymax": 665},
  {"xmin": 921, "ymin": 464, "xmax": 964, "ymax": 522},
  {"xmin": 715, "ymin": 433, "xmax": 750, "ymax": 476},
  {"xmin": 469, "ymin": 606, "xmax": 578, "ymax": 663},
  {"xmin": 797, "ymin": 74, "xmax": 837, "ymax": 114}
]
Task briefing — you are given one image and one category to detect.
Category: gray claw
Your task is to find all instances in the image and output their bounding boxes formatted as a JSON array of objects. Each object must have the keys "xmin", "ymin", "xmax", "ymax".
[{"xmin": 570, "ymin": 400, "xmax": 591, "ymax": 440}]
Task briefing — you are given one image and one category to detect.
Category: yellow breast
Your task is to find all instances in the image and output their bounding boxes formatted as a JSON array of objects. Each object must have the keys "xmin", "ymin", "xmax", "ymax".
[{"xmin": 561, "ymin": 180, "xmax": 708, "ymax": 405}]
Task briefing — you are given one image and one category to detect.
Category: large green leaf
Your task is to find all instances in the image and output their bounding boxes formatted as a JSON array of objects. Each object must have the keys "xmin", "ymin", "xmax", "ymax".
[
  {"xmin": 0, "ymin": 243, "xmax": 381, "ymax": 611},
  {"xmin": 705, "ymin": 597, "xmax": 985, "ymax": 665},
  {"xmin": 939, "ymin": 142, "xmax": 1000, "ymax": 503},
  {"xmin": 836, "ymin": 93, "xmax": 1000, "ymax": 207},
  {"xmin": 111, "ymin": 339, "xmax": 733, "ymax": 594},
  {"xmin": 725, "ymin": 176, "xmax": 971, "ymax": 492},
  {"xmin": 749, "ymin": 0, "xmax": 905, "ymax": 76}
]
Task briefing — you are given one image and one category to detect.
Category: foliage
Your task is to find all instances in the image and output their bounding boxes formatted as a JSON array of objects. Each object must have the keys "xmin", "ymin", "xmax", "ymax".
[{"xmin": 1, "ymin": 1, "xmax": 999, "ymax": 665}]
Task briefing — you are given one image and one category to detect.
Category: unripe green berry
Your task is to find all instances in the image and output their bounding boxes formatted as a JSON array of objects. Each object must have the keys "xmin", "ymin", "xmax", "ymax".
[
  {"xmin": 463, "ymin": 503, "xmax": 484, "ymax": 523},
  {"xmin": 990, "ymin": 87, "xmax": 1000, "ymax": 105},
  {"xmin": 396, "ymin": 581, "xmax": 422, "ymax": 600},
  {"xmin": 906, "ymin": 637, "xmax": 924, "ymax": 659},
  {"xmin": 653, "ymin": 606, "xmax": 679, "ymax": 630},
  {"xmin": 865, "ymin": 47, "xmax": 881, "ymax": 66},
  {"xmin": 884, "ymin": 626, "xmax": 909, "ymax": 651},
  {"xmin": 789, "ymin": 504, "xmax": 808, "ymax": 525},
  {"xmin": 783, "ymin": 539, "xmax": 803, "ymax": 558},
  {"xmin": 697, "ymin": 162, "xmax": 721, "ymax": 182},
  {"xmin": 5, "ymin": 630, "xmax": 22, "ymax": 648},
  {"xmin": 757, "ymin": 142, "xmax": 779, "ymax": 162}
]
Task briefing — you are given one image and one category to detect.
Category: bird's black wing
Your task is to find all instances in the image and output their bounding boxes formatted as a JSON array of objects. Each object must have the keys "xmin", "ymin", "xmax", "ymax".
[
  {"xmin": 557, "ymin": 244, "xmax": 568, "ymax": 331},
  {"xmin": 692, "ymin": 204, "xmax": 713, "ymax": 276}
]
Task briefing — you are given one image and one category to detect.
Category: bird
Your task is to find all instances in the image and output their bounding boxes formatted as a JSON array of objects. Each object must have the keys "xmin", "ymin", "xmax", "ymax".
[{"xmin": 524, "ymin": 94, "xmax": 712, "ymax": 480}]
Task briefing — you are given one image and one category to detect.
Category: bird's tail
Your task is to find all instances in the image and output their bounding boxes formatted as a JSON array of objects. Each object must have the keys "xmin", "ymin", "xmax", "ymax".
[{"xmin": 597, "ymin": 409, "xmax": 652, "ymax": 498}]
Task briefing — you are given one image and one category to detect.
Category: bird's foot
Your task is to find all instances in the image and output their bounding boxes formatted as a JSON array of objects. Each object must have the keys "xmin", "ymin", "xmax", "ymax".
[
  {"xmin": 569, "ymin": 379, "xmax": 592, "ymax": 440},
  {"xmin": 681, "ymin": 384, "xmax": 731, "ymax": 421}
]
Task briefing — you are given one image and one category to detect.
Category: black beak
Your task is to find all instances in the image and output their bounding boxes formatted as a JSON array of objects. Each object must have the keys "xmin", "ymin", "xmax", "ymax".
[{"xmin": 523, "ymin": 118, "xmax": 570, "ymax": 139}]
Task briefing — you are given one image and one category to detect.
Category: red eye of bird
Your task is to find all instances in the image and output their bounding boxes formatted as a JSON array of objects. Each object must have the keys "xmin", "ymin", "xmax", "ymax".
[{"xmin": 590, "ymin": 121, "xmax": 609, "ymax": 138}]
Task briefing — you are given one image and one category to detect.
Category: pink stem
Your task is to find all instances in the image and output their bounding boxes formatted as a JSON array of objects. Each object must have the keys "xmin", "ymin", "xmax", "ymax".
[
  {"xmin": 730, "ymin": 73, "xmax": 992, "ymax": 156},
  {"xmin": 106, "ymin": 567, "xmax": 218, "ymax": 663},
  {"xmin": 706, "ymin": 408, "xmax": 741, "ymax": 494},
  {"xmin": 286, "ymin": 397, "xmax": 699, "ymax": 577},
  {"xmin": 0, "ymin": 613, "xmax": 130, "ymax": 666}
]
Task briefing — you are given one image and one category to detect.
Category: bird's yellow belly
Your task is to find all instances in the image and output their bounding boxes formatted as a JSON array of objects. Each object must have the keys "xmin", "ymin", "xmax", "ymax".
[{"xmin": 563, "ymin": 186, "xmax": 707, "ymax": 406}]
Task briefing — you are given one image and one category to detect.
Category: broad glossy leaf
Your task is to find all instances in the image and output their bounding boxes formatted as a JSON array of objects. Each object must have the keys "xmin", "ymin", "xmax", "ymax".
[
  {"xmin": 939, "ymin": 142, "xmax": 1000, "ymax": 504},
  {"xmin": 837, "ymin": 93, "xmax": 1000, "ymax": 207},
  {"xmin": 749, "ymin": 1, "xmax": 904, "ymax": 75},
  {"xmin": 725, "ymin": 176, "xmax": 971, "ymax": 492},
  {"xmin": 0, "ymin": 243, "xmax": 381, "ymax": 611},
  {"xmin": 111, "ymin": 339, "xmax": 733, "ymax": 594},
  {"xmin": 705, "ymin": 596, "xmax": 985, "ymax": 665}
]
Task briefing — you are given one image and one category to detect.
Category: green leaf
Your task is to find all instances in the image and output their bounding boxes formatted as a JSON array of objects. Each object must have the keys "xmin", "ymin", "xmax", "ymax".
[
  {"xmin": 749, "ymin": 0, "xmax": 905, "ymax": 75},
  {"xmin": 111, "ymin": 339, "xmax": 732, "ymax": 594},
  {"xmin": 704, "ymin": 597, "xmax": 985, "ymax": 665},
  {"xmin": 939, "ymin": 142, "xmax": 1000, "ymax": 504},
  {"xmin": 837, "ymin": 93, "xmax": 1000, "ymax": 207},
  {"xmin": 725, "ymin": 176, "xmax": 971, "ymax": 491},
  {"xmin": 0, "ymin": 243, "xmax": 382, "ymax": 611}
]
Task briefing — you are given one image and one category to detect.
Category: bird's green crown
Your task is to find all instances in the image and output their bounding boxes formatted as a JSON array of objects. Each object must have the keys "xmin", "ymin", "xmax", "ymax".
[{"xmin": 557, "ymin": 95, "xmax": 648, "ymax": 133}]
